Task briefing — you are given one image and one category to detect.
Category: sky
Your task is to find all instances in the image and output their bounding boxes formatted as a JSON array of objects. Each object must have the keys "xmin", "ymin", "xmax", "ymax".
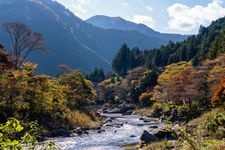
[{"xmin": 54, "ymin": 0, "xmax": 225, "ymax": 34}]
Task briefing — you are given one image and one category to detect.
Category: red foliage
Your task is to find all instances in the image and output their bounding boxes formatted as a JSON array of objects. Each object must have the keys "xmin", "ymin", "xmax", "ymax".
[
  {"xmin": 0, "ymin": 45, "xmax": 14, "ymax": 72},
  {"xmin": 167, "ymin": 68, "xmax": 209, "ymax": 105},
  {"xmin": 211, "ymin": 76, "xmax": 225, "ymax": 106},
  {"xmin": 58, "ymin": 64, "xmax": 73, "ymax": 74}
]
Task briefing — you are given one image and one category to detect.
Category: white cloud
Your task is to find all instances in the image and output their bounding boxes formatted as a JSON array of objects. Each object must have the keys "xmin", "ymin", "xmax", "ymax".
[
  {"xmin": 167, "ymin": 0, "xmax": 225, "ymax": 32},
  {"xmin": 145, "ymin": 6, "xmax": 153, "ymax": 12},
  {"xmin": 55, "ymin": 0, "xmax": 90, "ymax": 17},
  {"xmin": 127, "ymin": 15, "xmax": 155, "ymax": 28}
]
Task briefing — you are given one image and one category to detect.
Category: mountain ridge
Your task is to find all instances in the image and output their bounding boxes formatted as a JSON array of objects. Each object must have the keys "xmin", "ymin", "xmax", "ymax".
[{"xmin": 86, "ymin": 15, "xmax": 188, "ymax": 43}]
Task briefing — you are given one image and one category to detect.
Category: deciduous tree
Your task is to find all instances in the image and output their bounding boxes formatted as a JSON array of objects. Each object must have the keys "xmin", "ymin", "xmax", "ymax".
[{"xmin": 2, "ymin": 23, "xmax": 47, "ymax": 69}]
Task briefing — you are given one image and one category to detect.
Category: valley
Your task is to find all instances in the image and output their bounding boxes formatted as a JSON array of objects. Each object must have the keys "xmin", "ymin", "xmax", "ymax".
[{"xmin": 0, "ymin": 0, "xmax": 225, "ymax": 150}]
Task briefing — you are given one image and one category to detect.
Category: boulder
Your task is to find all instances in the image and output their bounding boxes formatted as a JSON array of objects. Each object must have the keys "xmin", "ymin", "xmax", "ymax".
[
  {"xmin": 123, "ymin": 110, "xmax": 133, "ymax": 115},
  {"xmin": 140, "ymin": 130, "xmax": 159, "ymax": 143},
  {"xmin": 154, "ymin": 129, "xmax": 178, "ymax": 140}
]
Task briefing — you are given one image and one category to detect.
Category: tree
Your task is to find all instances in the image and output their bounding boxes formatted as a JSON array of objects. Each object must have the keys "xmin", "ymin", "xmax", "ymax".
[
  {"xmin": 2, "ymin": 23, "xmax": 47, "ymax": 69},
  {"xmin": 112, "ymin": 43, "xmax": 131, "ymax": 76},
  {"xmin": 130, "ymin": 47, "xmax": 143, "ymax": 68},
  {"xmin": 0, "ymin": 44, "xmax": 14, "ymax": 73},
  {"xmin": 86, "ymin": 67, "xmax": 105, "ymax": 83},
  {"xmin": 58, "ymin": 71, "xmax": 95, "ymax": 110},
  {"xmin": 208, "ymin": 27, "xmax": 225, "ymax": 59},
  {"xmin": 211, "ymin": 76, "xmax": 225, "ymax": 106}
]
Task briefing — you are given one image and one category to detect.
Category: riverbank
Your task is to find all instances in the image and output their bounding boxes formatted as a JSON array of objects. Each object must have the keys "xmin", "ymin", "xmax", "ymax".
[{"xmin": 135, "ymin": 106, "xmax": 225, "ymax": 150}]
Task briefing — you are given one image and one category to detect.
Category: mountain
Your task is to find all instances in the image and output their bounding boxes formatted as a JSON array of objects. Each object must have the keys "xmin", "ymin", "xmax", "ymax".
[
  {"xmin": 86, "ymin": 15, "xmax": 188, "ymax": 43},
  {"xmin": 0, "ymin": 0, "xmax": 184, "ymax": 75}
]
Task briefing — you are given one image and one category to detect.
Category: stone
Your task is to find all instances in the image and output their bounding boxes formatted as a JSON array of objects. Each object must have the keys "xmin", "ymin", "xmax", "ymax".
[
  {"xmin": 140, "ymin": 130, "xmax": 159, "ymax": 143},
  {"xmin": 150, "ymin": 125, "xmax": 158, "ymax": 129},
  {"xmin": 97, "ymin": 129, "xmax": 105, "ymax": 133},
  {"xmin": 123, "ymin": 110, "xmax": 133, "ymax": 115},
  {"xmin": 154, "ymin": 129, "xmax": 178, "ymax": 140}
]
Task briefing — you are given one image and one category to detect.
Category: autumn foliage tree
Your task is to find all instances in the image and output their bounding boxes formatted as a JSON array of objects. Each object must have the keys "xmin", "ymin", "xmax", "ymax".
[
  {"xmin": 211, "ymin": 76, "xmax": 225, "ymax": 106},
  {"xmin": 2, "ymin": 23, "xmax": 47, "ymax": 69},
  {"xmin": 58, "ymin": 71, "xmax": 95, "ymax": 110}
]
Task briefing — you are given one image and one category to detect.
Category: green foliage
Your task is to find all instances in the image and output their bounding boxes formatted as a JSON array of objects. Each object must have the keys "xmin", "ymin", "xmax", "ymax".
[
  {"xmin": 112, "ymin": 17, "xmax": 225, "ymax": 73},
  {"xmin": 0, "ymin": 118, "xmax": 59, "ymax": 150},
  {"xmin": 86, "ymin": 67, "xmax": 105, "ymax": 83},
  {"xmin": 112, "ymin": 43, "xmax": 131, "ymax": 76},
  {"xmin": 43, "ymin": 141, "xmax": 59, "ymax": 150},
  {"xmin": 205, "ymin": 112, "xmax": 225, "ymax": 139},
  {"xmin": 0, "ymin": 118, "xmax": 37, "ymax": 150}
]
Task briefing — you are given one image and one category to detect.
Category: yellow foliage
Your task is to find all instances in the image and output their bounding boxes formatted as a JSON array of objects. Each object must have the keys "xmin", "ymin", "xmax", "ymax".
[
  {"xmin": 0, "ymin": 63, "xmax": 95, "ymax": 131},
  {"xmin": 58, "ymin": 71, "xmax": 95, "ymax": 109},
  {"xmin": 153, "ymin": 56, "xmax": 225, "ymax": 104},
  {"xmin": 63, "ymin": 109, "xmax": 93, "ymax": 129},
  {"xmin": 153, "ymin": 62, "xmax": 191, "ymax": 102},
  {"xmin": 158, "ymin": 61, "xmax": 191, "ymax": 85}
]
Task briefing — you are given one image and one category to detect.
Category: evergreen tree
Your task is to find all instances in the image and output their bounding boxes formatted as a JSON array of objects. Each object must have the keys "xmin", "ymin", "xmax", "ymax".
[
  {"xmin": 130, "ymin": 47, "xmax": 142, "ymax": 68},
  {"xmin": 87, "ymin": 67, "xmax": 105, "ymax": 83},
  {"xmin": 112, "ymin": 44, "xmax": 131, "ymax": 76}
]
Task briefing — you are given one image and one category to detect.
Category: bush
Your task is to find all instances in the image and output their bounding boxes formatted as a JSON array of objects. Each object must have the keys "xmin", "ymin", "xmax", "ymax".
[
  {"xmin": 0, "ymin": 63, "xmax": 95, "ymax": 135},
  {"xmin": 205, "ymin": 112, "xmax": 225, "ymax": 139},
  {"xmin": 0, "ymin": 118, "xmax": 37, "ymax": 149},
  {"xmin": 211, "ymin": 76, "xmax": 225, "ymax": 106},
  {"xmin": 139, "ymin": 92, "xmax": 153, "ymax": 107},
  {"xmin": 177, "ymin": 103, "xmax": 200, "ymax": 121}
]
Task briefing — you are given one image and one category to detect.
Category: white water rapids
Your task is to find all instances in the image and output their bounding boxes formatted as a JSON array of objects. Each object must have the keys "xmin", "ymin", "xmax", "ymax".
[{"xmin": 42, "ymin": 113, "xmax": 162, "ymax": 150}]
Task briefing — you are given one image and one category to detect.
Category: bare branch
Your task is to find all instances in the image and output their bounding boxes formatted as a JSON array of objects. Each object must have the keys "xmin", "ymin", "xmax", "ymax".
[{"xmin": 2, "ymin": 22, "xmax": 47, "ymax": 69}]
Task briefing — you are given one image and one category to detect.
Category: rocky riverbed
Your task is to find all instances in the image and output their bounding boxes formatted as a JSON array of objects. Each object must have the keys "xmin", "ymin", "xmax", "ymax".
[{"xmin": 43, "ymin": 112, "xmax": 163, "ymax": 150}]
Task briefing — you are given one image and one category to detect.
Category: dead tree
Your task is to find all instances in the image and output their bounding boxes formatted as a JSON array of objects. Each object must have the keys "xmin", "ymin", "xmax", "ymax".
[{"xmin": 2, "ymin": 22, "xmax": 47, "ymax": 69}]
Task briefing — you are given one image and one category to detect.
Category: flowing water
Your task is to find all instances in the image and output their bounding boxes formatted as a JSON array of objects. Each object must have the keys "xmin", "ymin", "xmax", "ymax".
[{"xmin": 44, "ymin": 113, "xmax": 162, "ymax": 150}]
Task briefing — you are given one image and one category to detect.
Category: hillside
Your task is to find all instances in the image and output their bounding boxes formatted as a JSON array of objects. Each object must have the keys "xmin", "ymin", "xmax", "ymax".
[{"xmin": 0, "ymin": 0, "xmax": 171, "ymax": 75}]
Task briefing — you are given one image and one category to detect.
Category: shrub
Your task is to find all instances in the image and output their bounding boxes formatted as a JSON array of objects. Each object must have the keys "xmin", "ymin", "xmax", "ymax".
[
  {"xmin": 211, "ymin": 76, "xmax": 225, "ymax": 106},
  {"xmin": 205, "ymin": 112, "xmax": 225, "ymax": 139},
  {"xmin": 139, "ymin": 92, "xmax": 153, "ymax": 107}
]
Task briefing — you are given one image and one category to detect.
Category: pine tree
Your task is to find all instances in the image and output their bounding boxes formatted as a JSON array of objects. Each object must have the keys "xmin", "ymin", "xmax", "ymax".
[{"xmin": 112, "ymin": 44, "xmax": 131, "ymax": 76}]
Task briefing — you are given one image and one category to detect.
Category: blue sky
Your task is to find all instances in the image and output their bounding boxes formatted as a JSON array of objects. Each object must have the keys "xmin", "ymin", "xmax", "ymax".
[{"xmin": 54, "ymin": 0, "xmax": 225, "ymax": 34}]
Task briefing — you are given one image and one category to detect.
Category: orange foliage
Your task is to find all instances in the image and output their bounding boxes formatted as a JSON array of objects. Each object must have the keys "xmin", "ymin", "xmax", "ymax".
[{"xmin": 211, "ymin": 76, "xmax": 225, "ymax": 106}]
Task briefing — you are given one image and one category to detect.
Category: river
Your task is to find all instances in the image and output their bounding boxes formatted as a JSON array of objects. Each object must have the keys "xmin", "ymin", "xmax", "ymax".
[{"xmin": 44, "ymin": 113, "xmax": 162, "ymax": 150}]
